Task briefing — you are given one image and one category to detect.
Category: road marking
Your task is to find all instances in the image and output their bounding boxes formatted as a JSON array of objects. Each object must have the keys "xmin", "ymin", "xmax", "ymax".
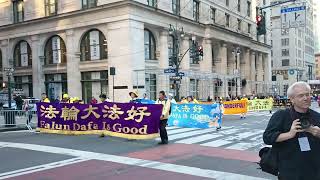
[
  {"xmin": 168, "ymin": 128, "xmax": 221, "ymax": 141},
  {"xmin": 0, "ymin": 157, "xmax": 88, "ymax": 179},
  {"xmin": 219, "ymin": 128, "xmax": 244, "ymax": 135},
  {"xmin": 201, "ymin": 139, "xmax": 232, "ymax": 147},
  {"xmin": 166, "ymin": 128, "xmax": 199, "ymax": 135},
  {"xmin": 0, "ymin": 130, "xmax": 32, "ymax": 134},
  {"xmin": 224, "ymin": 130, "xmax": 264, "ymax": 141},
  {"xmin": 226, "ymin": 142, "xmax": 263, "ymax": 151},
  {"xmin": 166, "ymin": 126, "xmax": 180, "ymax": 130},
  {"xmin": 0, "ymin": 142, "xmax": 268, "ymax": 180},
  {"xmin": 175, "ymin": 134, "xmax": 223, "ymax": 144}
]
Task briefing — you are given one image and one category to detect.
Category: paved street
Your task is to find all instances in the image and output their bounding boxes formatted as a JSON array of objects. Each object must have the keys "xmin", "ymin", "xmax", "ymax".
[{"xmin": 1, "ymin": 103, "xmax": 319, "ymax": 180}]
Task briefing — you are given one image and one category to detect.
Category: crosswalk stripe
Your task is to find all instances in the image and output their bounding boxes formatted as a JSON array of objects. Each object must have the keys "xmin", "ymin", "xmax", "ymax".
[
  {"xmin": 166, "ymin": 128, "xmax": 199, "ymax": 135},
  {"xmin": 250, "ymin": 134, "xmax": 263, "ymax": 141},
  {"xmin": 201, "ymin": 139, "xmax": 232, "ymax": 147},
  {"xmin": 175, "ymin": 134, "xmax": 223, "ymax": 144},
  {"xmin": 219, "ymin": 128, "xmax": 244, "ymax": 135},
  {"xmin": 224, "ymin": 130, "xmax": 264, "ymax": 141},
  {"xmin": 226, "ymin": 142, "xmax": 263, "ymax": 151},
  {"xmin": 167, "ymin": 128, "xmax": 218, "ymax": 141},
  {"xmin": 166, "ymin": 126, "xmax": 180, "ymax": 130}
]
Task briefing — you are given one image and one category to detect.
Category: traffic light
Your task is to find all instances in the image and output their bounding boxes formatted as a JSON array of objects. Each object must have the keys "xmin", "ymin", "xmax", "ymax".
[
  {"xmin": 197, "ymin": 45, "xmax": 203, "ymax": 57},
  {"xmin": 256, "ymin": 15, "xmax": 266, "ymax": 35}
]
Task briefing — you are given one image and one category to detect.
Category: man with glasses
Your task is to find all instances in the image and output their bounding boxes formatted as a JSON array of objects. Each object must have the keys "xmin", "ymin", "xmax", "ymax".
[{"xmin": 263, "ymin": 82, "xmax": 320, "ymax": 180}]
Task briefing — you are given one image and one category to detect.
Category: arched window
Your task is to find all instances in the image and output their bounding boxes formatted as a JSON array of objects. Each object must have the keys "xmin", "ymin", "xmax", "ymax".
[
  {"xmin": 44, "ymin": 35, "xmax": 67, "ymax": 64},
  {"xmin": 14, "ymin": 40, "xmax": 32, "ymax": 67},
  {"xmin": 144, "ymin": 29, "xmax": 156, "ymax": 60},
  {"xmin": 80, "ymin": 29, "xmax": 108, "ymax": 61}
]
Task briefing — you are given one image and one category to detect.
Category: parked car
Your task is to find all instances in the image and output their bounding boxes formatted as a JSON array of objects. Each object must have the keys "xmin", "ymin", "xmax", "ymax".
[
  {"xmin": 22, "ymin": 99, "xmax": 40, "ymax": 111},
  {"xmin": 2, "ymin": 101, "xmax": 17, "ymax": 109}
]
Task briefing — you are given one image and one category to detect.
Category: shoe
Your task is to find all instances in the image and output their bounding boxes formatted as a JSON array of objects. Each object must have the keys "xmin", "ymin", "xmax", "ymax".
[
  {"xmin": 158, "ymin": 141, "xmax": 168, "ymax": 145},
  {"xmin": 240, "ymin": 117, "xmax": 243, "ymax": 119}
]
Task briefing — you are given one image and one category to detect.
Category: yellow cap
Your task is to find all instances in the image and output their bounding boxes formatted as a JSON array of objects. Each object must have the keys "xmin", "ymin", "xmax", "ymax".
[{"xmin": 63, "ymin": 94, "xmax": 69, "ymax": 99}]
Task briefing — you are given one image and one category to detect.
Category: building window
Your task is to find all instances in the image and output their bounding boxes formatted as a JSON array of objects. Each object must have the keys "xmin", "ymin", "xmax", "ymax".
[
  {"xmin": 45, "ymin": 0, "xmax": 57, "ymax": 16},
  {"xmin": 190, "ymin": 79, "xmax": 199, "ymax": 99},
  {"xmin": 13, "ymin": 41, "xmax": 32, "ymax": 67},
  {"xmin": 281, "ymin": 49, "xmax": 289, "ymax": 56},
  {"xmin": 45, "ymin": 74, "xmax": 67, "ymax": 101},
  {"xmin": 13, "ymin": 0, "xmax": 24, "ymax": 23},
  {"xmin": 82, "ymin": 0, "xmax": 97, "ymax": 9},
  {"xmin": 281, "ymin": 38, "xmax": 289, "ymax": 46},
  {"xmin": 14, "ymin": 75, "xmax": 33, "ymax": 97},
  {"xmin": 226, "ymin": 0, "xmax": 229, "ymax": 6},
  {"xmin": 248, "ymin": 23, "xmax": 251, "ymax": 33},
  {"xmin": 145, "ymin": 74, "xmax": 157, "ymax": 100},
  {"xmin": 210, "ymin": 7, "xmax": 216, "ymax": 23},
  {"xmin": 281, "ymin": 28, "xmax": 289, "ymax": 35},
  {"xmin": 237, "ymin": 0, "xmax": 241, "ymax": 12},
  {"xmin": 282, "ymin": 59, "xmax": 289, "ymax": 66},
  {"xmin": 193, "ymin": 0, "xmax": 200, "ymax": 22},
  {"xmin": 147, "ymin": 0, "xmax": 157, "ymax": 7},
  {"xmin": 44, "ymin": 36, "xmax": 67, "ymax": 65},
  {"xmin": 144, "ymin": 29, "xmax": 156, "ymax": 60},
  {"xmin": 81, "ymin": 71, "xmax": 108, "ymax": 103},
  {"xmin": 172, "ymin": 0, "xmax": 180, "ymax": 15},
  {"xmin": 237, "ymin": 19, "xmax": 242, "ymax": 31},
  {"xmin": 247, "ymin": 1, "xmax": 251, "ymax": 17},
  {"xmin": 225, "ymin": 13, "xmax": 230, "ymax": 27},
  {"xmin": 168, "ymin": 35, "xmax": 176, "ymax": 66},
  {"xmin": 80, "ymin": 29, "xmax": 108, "ymax": 61}
]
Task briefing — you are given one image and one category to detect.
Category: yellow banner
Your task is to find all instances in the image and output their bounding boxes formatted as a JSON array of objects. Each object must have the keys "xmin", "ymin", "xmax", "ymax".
[
  {"xmin": 247, "ymin": 99, "xmax": 273, "ymax": 111},
  {"xmin": 223, "ymin": 100, "xmax": 247, "ymax": 115}
]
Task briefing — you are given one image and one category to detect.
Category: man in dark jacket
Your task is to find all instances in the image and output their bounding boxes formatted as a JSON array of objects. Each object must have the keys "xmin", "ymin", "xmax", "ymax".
[{"xmin": 263, "ymin": 82, "xmax": 320, "ymax": 180}]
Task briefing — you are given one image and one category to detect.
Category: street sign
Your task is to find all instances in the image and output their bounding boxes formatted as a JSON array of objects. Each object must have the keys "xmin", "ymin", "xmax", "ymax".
[
  {"xmin": 178, "ymin": 72, "xmax": 185, "ymax": 77},
  {"xmin": 4, "ymin": 67, "xmax": 14, "ymax": 72},
  {"xmin": 170, "ymin": 76, "xmax": 181, "ymax": 80},
  {"xmin": 281, "ymin": 5, "xmax": 306, "ymax": 28},
  {"xmin": 164, "ymin": 68, "xmax": 176, "ymax": 74}
]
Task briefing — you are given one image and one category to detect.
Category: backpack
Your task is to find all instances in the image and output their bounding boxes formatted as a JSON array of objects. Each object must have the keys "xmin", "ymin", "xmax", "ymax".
[{"xmin": 258, "ymin": 146, "xmax": 279, "ymax": 176}]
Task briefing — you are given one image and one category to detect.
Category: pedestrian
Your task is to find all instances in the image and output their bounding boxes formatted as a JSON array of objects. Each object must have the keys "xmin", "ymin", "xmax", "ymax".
[
  {"xmin": 23, "ymin": 100, "xmax": 33, "ymax": 125},
  {"xmin": 263, "ymin": 82, "xmax": 320, "ymax": 180},
  {"xmin": 155, "ymin": 90, "xmax": 171, "ymax": 145},
  {"xmin": 187, "ymin": 96, "xmax": 195, "ymax": 103},
  {"xmin": 61, "ymin": 94, "xmax": 71, "ymax": 103},
  {"xmin": 41, "ymin": 93, "xmax": 50, "ymax": 103},
  {"xmin": 13, "ymin": 95, "xmax": 23, "ymax": 110}
]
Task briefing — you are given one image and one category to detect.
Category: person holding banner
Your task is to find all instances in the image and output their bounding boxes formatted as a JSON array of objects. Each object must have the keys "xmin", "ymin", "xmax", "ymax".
[
  {"xmin": 129, "ymin": 91, "xmax": 139, "ymax": 103},
  {"xmin": 240, "ymin": 96, "xmax": 248, "ymax": 119},
  {"xmin": 41, "ymin": 93, "xmax": 50, "ymax": 103},
  {"xmin": 156, "ymin": 91, "xmax": 171, "ymax": 145}
]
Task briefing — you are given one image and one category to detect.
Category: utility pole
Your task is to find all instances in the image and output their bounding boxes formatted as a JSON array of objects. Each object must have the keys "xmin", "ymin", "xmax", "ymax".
[
  {"xmin": 168, "ymin": 24, "xmax": 203, "ymax": 101},
  {"xmin": 4, "ymin": 67, "xmax": 15, "ymax": 108}
]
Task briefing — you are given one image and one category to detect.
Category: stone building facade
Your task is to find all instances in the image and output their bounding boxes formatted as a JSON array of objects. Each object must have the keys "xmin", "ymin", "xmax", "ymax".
[{"xmin": 0, "ymin": 0, "xmax": 271, "ymax": 102}]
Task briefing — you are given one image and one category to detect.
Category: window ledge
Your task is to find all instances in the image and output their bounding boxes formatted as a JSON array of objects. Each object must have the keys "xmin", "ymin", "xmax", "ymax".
[{"xmin": 79, "ymin": 59, "xmax": 108, "ymax": 72}]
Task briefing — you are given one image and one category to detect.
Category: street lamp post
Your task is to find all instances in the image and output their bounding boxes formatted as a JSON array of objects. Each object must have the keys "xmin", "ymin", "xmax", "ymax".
[
  {"xmin": 4, "ymin": 67, "xmax": 15, "ymax": 108},
  {"xmin": 232, "ymin": 47, "xmax": 241, "ymax": 97},
  {"xmin": 169, "ymin": 24, "xmax": 185, "ymax": 101}
]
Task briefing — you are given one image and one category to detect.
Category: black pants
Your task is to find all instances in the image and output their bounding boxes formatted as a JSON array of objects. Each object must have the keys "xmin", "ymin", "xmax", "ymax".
[{"xmin": 159, "ymin": 119, "xmax": 168, "ymax": 143}]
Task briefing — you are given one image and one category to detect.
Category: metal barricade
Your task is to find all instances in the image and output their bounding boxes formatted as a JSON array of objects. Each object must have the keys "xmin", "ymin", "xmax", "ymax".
[{"xmin": 0, "ymin": 109, "xmax": 37, "ymax": 130}]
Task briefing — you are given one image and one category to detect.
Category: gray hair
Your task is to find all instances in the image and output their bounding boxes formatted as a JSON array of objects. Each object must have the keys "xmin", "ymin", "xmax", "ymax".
[{"xmin": 287, "ymin": 81, "xmax": 311, "ymax": 98}]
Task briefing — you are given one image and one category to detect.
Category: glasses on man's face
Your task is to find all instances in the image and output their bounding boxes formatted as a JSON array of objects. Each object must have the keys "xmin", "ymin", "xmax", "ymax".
[{"xmin": 295, "ymin": 93, "xmax": 311, "ymax": 99}]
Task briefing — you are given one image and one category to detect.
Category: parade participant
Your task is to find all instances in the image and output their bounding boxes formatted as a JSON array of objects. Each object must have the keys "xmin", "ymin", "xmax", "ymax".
[
  {"xmin": 263, "ymin": 82, "xmax": 320, "ymax": 180},
  {"xmin": 41, "ymin": 93, "xmax": 50, "ymax": 103},
  {"xmin": 72, "ymin": 97, "xmax": 80, "ymax": 103},
  {"xmin": 187, "ymin": 96, "xmax": 195, "ymax": 103},
  {"xmin": 54, "ymin": 96, "xmax": 60, "ymax": 103},
  {"xmin": 156, "ymin": 90, "xmax": 171, "ymax": 145},
  {"xmin": 129, "ymin": 91, "xmax": 139, "ymax": 103},
  {"xmin": 61, "ymin": 93, "xmax": 71, "ymax": 103},
  {"xmin": 143, "ymin": 93, "xmax": 148, "ymax": 99},
  {"xmin": 240, "ymin": 95, "xmax": 248, "ymax": 119},
  {"xmin": 168, "ymin": 93, "xmax": 176, "ymax": 104},
  {"xmin": 99, "ymin": 94, "xmax": 111, "ymax": 102},
  {"xmin": 90, "ymin": 97, "xmax": 98, "ymax": 104},
  {"xmin": 180, "ymin": 97, "xmax": 188, "ymax": 104},
  {"xmin": 269, "ymin": 96, "xmax": 274, "ymax": 114}
]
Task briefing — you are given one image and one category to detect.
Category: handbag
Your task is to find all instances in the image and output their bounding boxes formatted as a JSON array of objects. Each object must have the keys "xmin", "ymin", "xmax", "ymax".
[{"xmin": 258, "ymin": 146, "xmax": 279, "ymax": 176}]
